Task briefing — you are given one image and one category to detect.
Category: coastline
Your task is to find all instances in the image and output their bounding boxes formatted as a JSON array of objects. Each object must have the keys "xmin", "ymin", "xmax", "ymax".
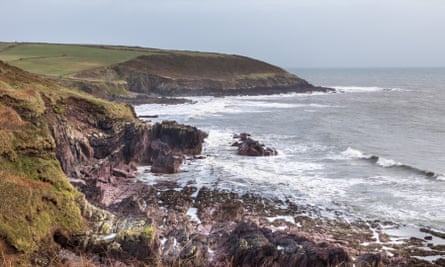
[
  {"xmin": 65, "ymin": 163, "xmax": 445, "ymax": 266},
  {"xmin": 1, "ymin": 53, "xmax": 445, "ymax": 265}
]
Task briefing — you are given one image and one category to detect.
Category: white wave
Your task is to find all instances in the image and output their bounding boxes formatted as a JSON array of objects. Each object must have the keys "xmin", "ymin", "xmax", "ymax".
[
  {"xmin": 266, "ymin": 215, "xmax": 296, "ymax": 224},
  {"xmin": 436, "ymin": 175, "xmax": 445, "ymax": 181},
  {"xmin": 204, "ymin": 129, "xmax": 234, "ymax": 148},
  {"xmin": 376, "ymin": 157, "xmax": 402, "ymax": 168},
  {"xmin": 135, "ymin": 96, "xmax": 244, "ymax": 121},
  {"xmin": 332, "ymin": 86, "xmax": 405, "ymax": 93},
  {"xmin": 340, "ymin": 147, "xmax": 370, "ymax": 159},
  {"xmin": 235, "ymin": 91, "xmax": 333, "ymax": 100}
]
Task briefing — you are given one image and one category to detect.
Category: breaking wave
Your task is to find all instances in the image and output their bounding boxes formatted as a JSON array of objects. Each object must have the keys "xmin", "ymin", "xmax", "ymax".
[
  {"xmin": 341, "ymin": 147, "xmax": 443, "ymax": 179},
  {"xmin": 332, "ymin": 86, "xmax": 406, "ymax": 93}
]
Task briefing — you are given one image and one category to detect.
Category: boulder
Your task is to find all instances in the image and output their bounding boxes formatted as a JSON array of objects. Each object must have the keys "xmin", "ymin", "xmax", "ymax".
[
  {"xmin": 233, "ymin": 133, "xmax": 277, "ymax": 156},
  {"xmin": 151, "ymin": 151, "xmax": 183, "ymax": 174}
]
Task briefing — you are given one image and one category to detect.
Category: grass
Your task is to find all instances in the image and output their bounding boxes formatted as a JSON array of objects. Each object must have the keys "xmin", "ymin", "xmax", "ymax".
[{"xmin": 0, "ymin": 43, "xmax": 157, "ymax": 77}]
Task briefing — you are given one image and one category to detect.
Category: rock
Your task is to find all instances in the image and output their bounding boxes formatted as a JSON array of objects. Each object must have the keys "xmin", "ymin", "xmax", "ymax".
[
  {"xmin": 214, "ymin": 201, "xmax": 244, "ymax": 222},
  {"xmin": 151, "ymin": 151, "xmax": 183, "ymax": 174},
  {"xmin": 138, "ymin": 114, "xmax": 159, "ymax": 118},
  {"xmin": 355, "ymin": 253, "xmax": 381, "ymax": 267},
  {"xmin": 227, "ymin": 222, "xmax": 349, "ymax": 267},
  {"xmin": 111, "ymin": 224, "xmax": 159, "ymax": 262},
  {"xmin": 150, "ymin": 120, "xmax": 208, "ymax": 155},
  {"xmin": 147, "ymin": 121, "xmax": 207, "ymax": 173},
  {"xmin": 179, "ymin": 237, "xmax": 208, "ymax": 267},
  {"xmin": 233, "ymin": 133, "xmax": 277, "ymax": 156},
  {"xmin": 112, "ymin": 168, "xmax": 135, "ymax": 178}
]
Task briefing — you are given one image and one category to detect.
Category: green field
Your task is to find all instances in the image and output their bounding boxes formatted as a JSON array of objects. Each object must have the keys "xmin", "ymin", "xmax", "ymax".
[
  {"xmin": 0, "ymin": 43, "xmax": 160, "ymax": 77},
  {"xmin": 0, "ymin": 43, "xmax": 223, "ymax": 77}
]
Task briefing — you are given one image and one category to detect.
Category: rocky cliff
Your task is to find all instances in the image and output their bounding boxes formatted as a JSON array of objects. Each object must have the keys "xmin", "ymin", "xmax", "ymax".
[{"xmin": 0, "ymin": 61, "xmax": 206, "ymax": 264}]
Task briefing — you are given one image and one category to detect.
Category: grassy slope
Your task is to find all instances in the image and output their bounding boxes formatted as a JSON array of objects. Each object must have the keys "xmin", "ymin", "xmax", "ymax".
[
  {"xmin": 0, "ymin": 61, "xmax": 135, "ymax": 261},
  {"xmin": 0, "ymin": 43, "xmax": 223, "ymax": 78},
  {"xmin": 0, "ymin": 43, "xmax": 158, "ymax": 77}
]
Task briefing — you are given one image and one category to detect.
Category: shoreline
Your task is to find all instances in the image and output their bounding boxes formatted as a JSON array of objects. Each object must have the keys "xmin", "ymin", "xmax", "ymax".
[{"xmin": 66, "ymin": 165, "xmax": 445, "ymax": 266}]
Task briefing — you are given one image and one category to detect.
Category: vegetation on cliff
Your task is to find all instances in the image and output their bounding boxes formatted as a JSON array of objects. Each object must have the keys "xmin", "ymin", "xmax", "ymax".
[
  {"xmin": 0, "ymin": 60, "xmax": 208, "ymax": 264},
  {"xmin": 0, "ymin": 42, "xmax": 323, "ymax": 100},
  {"xmin": 0, "ymin": 60, "xmax": 138, "ymax": 263}
]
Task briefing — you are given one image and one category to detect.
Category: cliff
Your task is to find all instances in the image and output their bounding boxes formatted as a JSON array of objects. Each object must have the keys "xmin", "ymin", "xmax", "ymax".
[{"xmin": 0, "ymin": 61, "xmax": 206, "ymax": 264}]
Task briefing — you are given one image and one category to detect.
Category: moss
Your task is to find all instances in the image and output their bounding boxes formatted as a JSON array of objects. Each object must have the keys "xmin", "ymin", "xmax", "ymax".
[
  {"xmin": 0, "ymin": 62, "xmax": 108, "ymax": 257},
  {"xmin": 0, "ymin": 170, "xmax": 82, "ymax": 253},
  {"xmin": 99, "ymin": 223, "xmax": 112, "ymax": 235},
  {"xmin": 117, "ymin": 225, "xmax": 155, "ymax": 243}
]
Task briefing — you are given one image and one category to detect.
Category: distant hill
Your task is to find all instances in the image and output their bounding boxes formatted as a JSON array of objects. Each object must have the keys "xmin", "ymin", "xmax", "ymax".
[{"xmin": 0, "ymin": 43, "xmax": 329, "ymax": 100}]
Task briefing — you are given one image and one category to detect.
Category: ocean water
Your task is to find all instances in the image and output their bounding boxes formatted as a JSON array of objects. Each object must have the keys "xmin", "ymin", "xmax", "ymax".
[{"xmin": 135, "ymin": 68, "xmax": 445, "ymax": 232}]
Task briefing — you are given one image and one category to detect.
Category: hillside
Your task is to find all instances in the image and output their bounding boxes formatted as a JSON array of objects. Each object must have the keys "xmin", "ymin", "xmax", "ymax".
[{"xmin": 0, "ymin": 43, "xmax": 328, "ymax": 100}]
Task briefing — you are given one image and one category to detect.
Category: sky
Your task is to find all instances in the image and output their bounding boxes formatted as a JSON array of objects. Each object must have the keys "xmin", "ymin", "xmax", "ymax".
[{"xmin": 2, "ymin": 0, "xmax": 445, "ymax": 68}]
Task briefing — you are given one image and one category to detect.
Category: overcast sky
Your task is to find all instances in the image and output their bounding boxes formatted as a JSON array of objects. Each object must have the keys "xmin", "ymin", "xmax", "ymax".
[{"xmin": 2, "ymin": 0, "xmax": 445, "ymax": 68}]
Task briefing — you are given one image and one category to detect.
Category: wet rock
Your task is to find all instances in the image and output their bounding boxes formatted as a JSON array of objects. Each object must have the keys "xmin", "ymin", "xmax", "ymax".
[
  {"xmin": 148, "ymin": 121, "xmax": 207, "ymax": 173},
  {"xmin": 424, "ymin": 235, "xmax": 433, "ymax": 240},
  {"xmin": 233, "ymin": 133, "xmax": 277, "ymax": 156},
  {"xmin": 420, "ymin": 227, "xmax": 445, "ymax": 239},
  {"xmin": 355, "ymin": 253, "xmax": 381, "ymax": 267},
  {"xmin": 215, "ymin": 201, "xmax": 244, "ymax": 222},
  {"xmin": 227, "ymin": 222, "xmax": 349, "ymax": 267},
  {"xmin": 150, "ymin": 120, "xmax": 207, "ymax": 155},
  {"xmin": 179, "ymin": 236, "xmax": 208, "ymax": 267},
  {"xmin": 112, "ymin": 168, "xmax": 135, "ymax": 178},
  {"xmin": 435, "ymin": 258, "xmax": 445, "ymax": 266},
  {"xmin": 151, "ymin": 150, "xmax": 183, "ymax": 173}
]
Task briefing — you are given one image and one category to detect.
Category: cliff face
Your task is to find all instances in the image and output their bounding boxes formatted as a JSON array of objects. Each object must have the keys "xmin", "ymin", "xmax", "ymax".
[
  {"xmin": 74, "ymin": 53, "xmax": 326, "ymax": 97},
  {"xmin": 0, "ymin": 62, "xmax": 85, "ymax": 255},
  {"xmin": 0, "ymin": 61, "xmax": 206, "ymax": 262}
]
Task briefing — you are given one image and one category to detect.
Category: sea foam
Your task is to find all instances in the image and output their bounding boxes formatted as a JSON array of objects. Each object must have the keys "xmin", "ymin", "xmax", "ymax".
[{"xmin": 332, "ymin": 86, "xmax": 405, "ymax": 93}]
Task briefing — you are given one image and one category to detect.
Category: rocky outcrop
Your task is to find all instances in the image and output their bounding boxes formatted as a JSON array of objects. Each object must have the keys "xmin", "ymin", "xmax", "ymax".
[
  {"xmin": 233, "ymin": 133, "xmax": 278, "ymax": 156},
  {"xmin": 227, "ymin": 222, "xmax": 349, "ymax": 266},
  {"xmin": 51, "ymin": 99, "xmax": 207, "ymax": 180}
]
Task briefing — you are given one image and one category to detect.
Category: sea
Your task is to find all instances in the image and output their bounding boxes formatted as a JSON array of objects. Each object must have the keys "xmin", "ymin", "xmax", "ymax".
[{"xmin": 135, "ymin": 68, "xmax": 445, "ymax": 233}]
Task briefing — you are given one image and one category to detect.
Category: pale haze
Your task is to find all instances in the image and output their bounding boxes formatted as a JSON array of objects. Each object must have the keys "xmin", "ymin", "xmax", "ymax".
[{"xmin": 2, "ymin": 0, "xmax": 445, "ymax": 68}]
